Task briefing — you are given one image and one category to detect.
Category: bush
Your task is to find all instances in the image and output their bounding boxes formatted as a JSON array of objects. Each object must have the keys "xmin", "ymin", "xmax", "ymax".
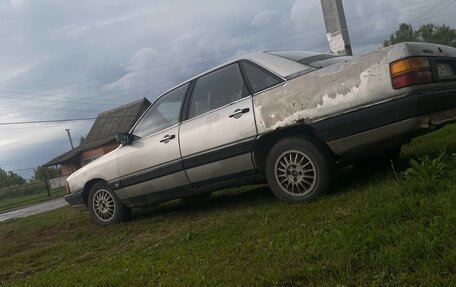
[
  {"xmin": 0, "ymin": 181, "xmax": 46, "ymax": 200},
  {"xmin": 401, "ymin": 152, "xmax": 448, "ymax": 194}
]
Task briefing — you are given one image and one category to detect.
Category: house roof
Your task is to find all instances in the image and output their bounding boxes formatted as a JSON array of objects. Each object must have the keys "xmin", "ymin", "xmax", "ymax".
[{"xmin": 44, "ymin": 98, "xmax": 150, "ymax": 167}]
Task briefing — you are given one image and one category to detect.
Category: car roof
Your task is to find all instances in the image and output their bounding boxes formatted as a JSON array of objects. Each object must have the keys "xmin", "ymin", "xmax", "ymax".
[
  {"xmin": 243, "ymin": 51, "xmax": 311, "ymax": 77},
  {"xmin": 158, "ymin": 50, "xmax": 314, "ymax": 97}
]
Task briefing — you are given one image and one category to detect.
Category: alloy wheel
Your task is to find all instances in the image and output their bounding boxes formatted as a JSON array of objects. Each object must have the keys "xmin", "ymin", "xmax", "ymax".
[
  {"xmin": 92, "ymin": 189, "xmax": 116, "ymax": 222},
  {"xmin": 274, "ymin": 150, "xmax": 317, "ymax": 196}
]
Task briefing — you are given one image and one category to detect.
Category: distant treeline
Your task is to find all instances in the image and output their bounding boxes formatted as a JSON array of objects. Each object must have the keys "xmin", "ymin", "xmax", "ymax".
[
  {"xmin": 0, "ymin": 168, "xmax": 26, "ymax": 189},
  {"xmin": 0, "ymin": 166, "xmax": 60, "ymax": 189}
]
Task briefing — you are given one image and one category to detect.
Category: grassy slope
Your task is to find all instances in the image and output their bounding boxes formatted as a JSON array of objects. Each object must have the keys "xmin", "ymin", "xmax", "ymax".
[
  {"xmin": 0, "ymin": 189, "xmax": 64, "ymax": 213},
  {"xmin": 0, "ymin": 124, "xmax": 455, "ymax": 287}
]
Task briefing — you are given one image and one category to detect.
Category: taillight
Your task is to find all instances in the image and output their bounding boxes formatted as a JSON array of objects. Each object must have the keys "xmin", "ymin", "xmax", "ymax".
[
  {"xmin": 390, "ymin": 57, "xmax": 433, "ymax": 89},
  {"xmin": 64, "ymin": 181, "xmax": 70, "ymax": 194}
]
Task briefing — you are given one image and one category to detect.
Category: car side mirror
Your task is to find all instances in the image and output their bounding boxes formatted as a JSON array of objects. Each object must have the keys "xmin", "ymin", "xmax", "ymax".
[{"xmin": 115, "ymin": 133, "xmax": 135, "ymax": 145}]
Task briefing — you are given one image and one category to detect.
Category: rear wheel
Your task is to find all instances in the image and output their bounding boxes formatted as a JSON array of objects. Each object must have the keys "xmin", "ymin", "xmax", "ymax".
[
  {"xmin": 265, "ymin": 137, "xmax": 334, "ymax": 203},
  {"xmin": 88, "ymin": 182, "xmax": 130, "ymax": 226}
]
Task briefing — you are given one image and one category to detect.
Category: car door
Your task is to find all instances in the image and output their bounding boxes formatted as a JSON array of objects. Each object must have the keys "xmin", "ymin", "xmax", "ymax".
[
  {"xmin": 179, "ymin": 62, "xmax": 257, "ymax": 183},
  {"xmin": 116, "ymin": 83, "xmax": 190, "ymax": 201}
]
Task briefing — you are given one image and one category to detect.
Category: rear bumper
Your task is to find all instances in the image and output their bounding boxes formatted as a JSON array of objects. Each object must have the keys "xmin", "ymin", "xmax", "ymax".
[
  {"xmin": 64, "ymin": 190, "xmax": 88, "ymax": 211},
  {"xmin": 313, "ymin": 89, "xmax": 456, "ymax": 142},
  {"xmin": 318, "ymin": 89, "xmax": 456, "ymax": 158}
]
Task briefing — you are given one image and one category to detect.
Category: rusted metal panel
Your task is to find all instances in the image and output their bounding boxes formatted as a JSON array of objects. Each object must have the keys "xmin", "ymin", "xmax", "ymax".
[{"xmin": 253, "ymin": 43, "xmax": 456, "ymax": 134}]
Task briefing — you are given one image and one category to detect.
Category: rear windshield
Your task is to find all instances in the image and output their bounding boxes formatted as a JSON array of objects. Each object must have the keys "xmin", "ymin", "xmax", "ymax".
[{"xmin": 267, "ymin": 51, "xmax": 350, "ymax": 68}]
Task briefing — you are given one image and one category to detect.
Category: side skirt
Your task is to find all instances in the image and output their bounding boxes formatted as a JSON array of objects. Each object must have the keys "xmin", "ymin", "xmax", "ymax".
[{"xmin": 124, "ymin": 171, "xmax": 265, "ymax": 207}]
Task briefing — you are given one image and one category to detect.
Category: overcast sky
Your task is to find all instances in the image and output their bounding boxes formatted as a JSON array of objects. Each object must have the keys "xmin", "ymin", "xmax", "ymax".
[{"xmin": 0, "ymin": 0, "xmax": 455, "ymax": 178}]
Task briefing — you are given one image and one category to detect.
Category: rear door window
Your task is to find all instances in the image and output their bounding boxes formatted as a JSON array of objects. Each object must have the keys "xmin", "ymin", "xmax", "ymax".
[{"xmin": 188, "ymin": 63, "xmax": 249, "ymax": 119}]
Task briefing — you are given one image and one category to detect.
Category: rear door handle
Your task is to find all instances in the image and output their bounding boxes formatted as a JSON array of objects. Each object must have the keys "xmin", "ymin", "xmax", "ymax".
[
  {"xmin": 229, "ymin": 108, "xmax": 250, "ymax": 118},
  {"xmin": 160, "ymin": 134, "xmax": 176, "ymax": 143}
]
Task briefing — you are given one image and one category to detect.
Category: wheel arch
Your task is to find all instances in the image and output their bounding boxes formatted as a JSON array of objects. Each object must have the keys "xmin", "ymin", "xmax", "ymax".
[
  {"xmin": 253, "ymin": 124, "xmax": 334, "ymax": 173},
  {"xmin": 82, "ymin": 178, "xmax": 107, "ymax": 205}
]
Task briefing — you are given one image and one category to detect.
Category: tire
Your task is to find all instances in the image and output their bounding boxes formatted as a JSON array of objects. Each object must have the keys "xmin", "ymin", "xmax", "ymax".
[
  {"xmin": 88, "ymin": 182, "xmax": 130, "ymax": 226},
  {"xmin": 265, "ymin": 136, "xmax": 334, "ymax": 203}
]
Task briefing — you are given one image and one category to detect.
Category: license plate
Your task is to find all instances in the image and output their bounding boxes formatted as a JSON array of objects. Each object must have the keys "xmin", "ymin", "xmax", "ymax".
[{"xmin": 437, "ymin": 63, "xmax": 455, "ymax": 78}]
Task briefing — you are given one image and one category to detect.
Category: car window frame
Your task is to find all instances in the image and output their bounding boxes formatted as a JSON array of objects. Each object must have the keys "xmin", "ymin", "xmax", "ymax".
[
  {"xmin": 181, "ymin": 61, "xmax": 253, "ymax": 121},
  {"xmin": 239, "ymin": 60, "xmax": 286, "ymax": 95},
  {"xmin": 128, "ymin": 82, "xmax": 191, "ymax": 143}
]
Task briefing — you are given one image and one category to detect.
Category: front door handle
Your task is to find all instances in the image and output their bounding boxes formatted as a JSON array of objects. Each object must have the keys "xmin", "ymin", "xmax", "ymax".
[
  {"xmin": 229, "ymin": 107, "xmax": 250, "ymax": 118},
  {"xmin": 160, "ymin": 134, "xmax": 176, "ymax": 143}
]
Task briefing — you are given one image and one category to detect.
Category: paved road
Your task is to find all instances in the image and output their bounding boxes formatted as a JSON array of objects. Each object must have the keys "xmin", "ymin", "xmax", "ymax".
[{"xmin": 0, "ymin": 197, "xmax": 68, "ymax": 222}]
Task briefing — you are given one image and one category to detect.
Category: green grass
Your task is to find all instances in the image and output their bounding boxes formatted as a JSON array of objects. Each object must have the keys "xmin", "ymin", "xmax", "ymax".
[
  {"xmin": 0, "ymin": 189, "xmax": 65, "ymax": 213},
  {"xmin": 0, "ymin": 124, "xmax": 455, "ymax": 286}
]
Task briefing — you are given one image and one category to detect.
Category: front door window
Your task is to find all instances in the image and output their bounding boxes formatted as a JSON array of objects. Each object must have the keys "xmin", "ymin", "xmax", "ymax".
[{"xmin": 133, "ymin": 83, "xmax": 189, "ymax": 137}]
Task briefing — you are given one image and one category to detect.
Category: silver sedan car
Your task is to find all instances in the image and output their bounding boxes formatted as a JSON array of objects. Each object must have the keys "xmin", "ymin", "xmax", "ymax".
[{"xmin": 65, "ymin": 42, "xmax": 456, "ymax": 225}]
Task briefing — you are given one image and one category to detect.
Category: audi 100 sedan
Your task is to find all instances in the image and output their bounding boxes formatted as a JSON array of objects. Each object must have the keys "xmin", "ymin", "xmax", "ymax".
[{"xmin": 64, "ymin": 42, "xmax": 456, "ymax": 225}]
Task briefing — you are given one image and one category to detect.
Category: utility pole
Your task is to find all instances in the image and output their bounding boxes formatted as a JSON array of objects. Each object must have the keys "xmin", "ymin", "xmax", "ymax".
[
  {"xmin": 320, "ymin": 0, "xmax": 352, "ymax": 56},
  {"xmin": 65, "ymin": 128, "xmax": 74, "ymax": 149}
]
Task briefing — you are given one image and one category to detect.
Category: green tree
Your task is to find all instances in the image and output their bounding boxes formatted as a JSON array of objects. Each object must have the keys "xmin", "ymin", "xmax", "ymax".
[
  {"xmin": 32, "ymin": 166, "xmax": 60, "ymax": 181},
  {"xmin": 0, "ymin": 168, "xmax": 26, "ymax": 188},
  {"xmin": 79, "ymin": 136, "xmax": 85, "ymax": 146},
  {"xmin": 384, "ymin": 23, "xmax": 417, "ymax": 46},
  {"xmin": 384, "ymin": 23, "xmax": 456, "ymax": 47}
]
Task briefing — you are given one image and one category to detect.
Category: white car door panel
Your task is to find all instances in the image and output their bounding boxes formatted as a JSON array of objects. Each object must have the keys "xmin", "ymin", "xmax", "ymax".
[
  {"xmin": 115, "ymin": 83, "xmax": 190, "ymax": 199},
  {"xmin": 179, "ymin": 63, "xmax": 257, "ymax": 183},
  {"xmin": 180, "ymin": 97, "xmax": 256, "ymax": 158},
  {"xmin": 116, "ymin": 125, "xmax": 188, "ymax": 198}
]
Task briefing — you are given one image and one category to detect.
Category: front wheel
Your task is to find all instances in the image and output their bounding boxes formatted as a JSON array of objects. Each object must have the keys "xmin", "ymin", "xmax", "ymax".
[
  {"xmin": 88, "ymin": 182, "xmax": 130, "ymax": 226},
  {"xmin": 265, "ymin": 137, "xmax": 334, "ymax": 203}
]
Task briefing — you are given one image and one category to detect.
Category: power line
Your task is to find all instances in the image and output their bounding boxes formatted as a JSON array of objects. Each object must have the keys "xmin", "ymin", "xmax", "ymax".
[
  {"xmin": 3, "ymin": 7, "xmax": 454, "ymax": 126},
  {"xmin": 1, "ymin": 0, "xmax": 453, "ymax": 173},
  {"xmin": 1, "ymin": 0, "xmax": 449, "ymax": 103},
  {"xmin": 1, "ymin": 10, "xmax": 455, "ymax": 120},
  {"xmin": 0, "ymin": 29, "xmax": 327, "ymax": 116},
  {"xmin": 420, "ymin": 1, "xmax": 456, "ymax": 22},
  {"xmin": 0, "ymin": 29, "xmax": 324, "ymax": 97},
  {"xmin": 0, "ymin": 115, "xmax": 137, "ymax": 126},
  {"xmin": 0, "ymin": 2, "xmax": 454, "ymax": 120},
  {"xmin": 0, "ymin": 0, "xmax": 309, "ymax": 67},
  {"xmin": 6, "ymin": 167, "xmax": 35, "ymax": 172},
  {"xmin": 0, "ymin": 0, "xmax": 440, "ymax": 69},
  {"xmin": 0, "ymin": 123, "xmax": 92, "ymax": 136},
  {"xmin": 0, "ymin": 32, "xmax": 330, "ymax": 114}
]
